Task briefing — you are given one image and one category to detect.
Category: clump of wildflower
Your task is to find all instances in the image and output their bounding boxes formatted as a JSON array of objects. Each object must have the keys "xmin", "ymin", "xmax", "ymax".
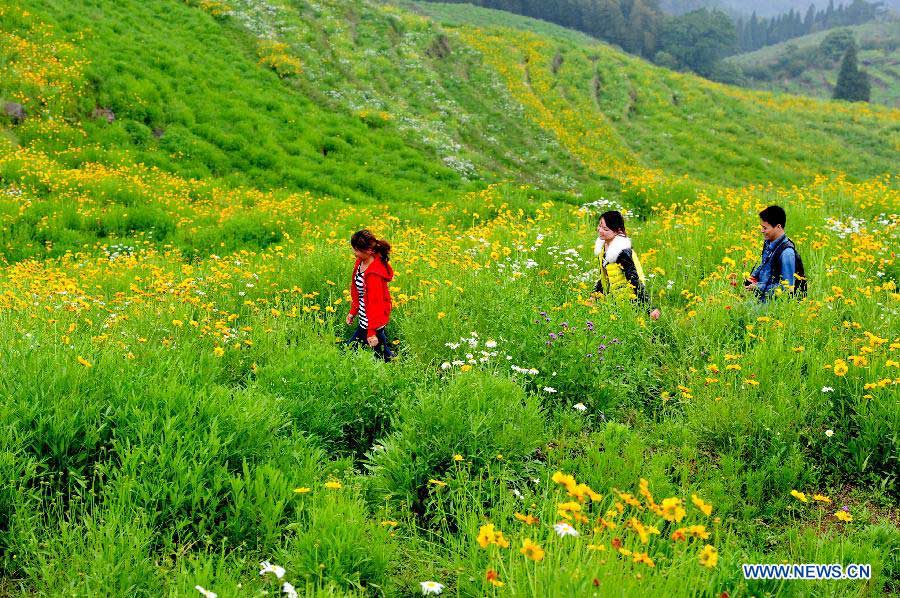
[
  {"xmin": 699, "ymin": 544, "xmax": 718, "ymax": 568},
  {"xmin": 557, "ymin": 501, "xmax": 588, "ymax": 523},
  {"xmin": 633, "ymin": 552, "xmax": 655, "ymax": 567},
  {"xmin": 660, "ymin": 497, "xmax": 686, "ymax": 522},
  {"xmin": 486, "ymin": 569, "xmax": 504, "ymax": 587},
  {"xmin": 692, "ymin": 494, "xmax": 713, "ymax": 516},
  {"xmin": 514, "ymin": 512, "xmax": 539, "ymax": 525},
  {"xmin": 672, "ymin": 525, "xmax": 710, "ymax": 541},
  {"xmin": 833, "ymin": 359, "xmax": 849, "ymax": 377},
  {"xmin": 552, "ymin": 471, "xmax": 602, "ymax": 503},
  {"xmin": 477, "ymin": 523, "xmax": 510, "ymax": 548},
  {"xmin": 520, "ymin": 538, "xmax": 545, "ymax": 561}
]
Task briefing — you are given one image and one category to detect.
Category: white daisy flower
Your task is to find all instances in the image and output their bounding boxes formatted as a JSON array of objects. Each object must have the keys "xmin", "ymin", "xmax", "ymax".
[
  {"xmin": 553, "ymin": 522, "xmax": 579, "ymax": 537},
  {"xmin": 420, "ymin": 581, "xmax": 445, "ymax": 595},
  {"xmin": 259, "ymin": 561, "xmax": 286, "ymax": 579}
]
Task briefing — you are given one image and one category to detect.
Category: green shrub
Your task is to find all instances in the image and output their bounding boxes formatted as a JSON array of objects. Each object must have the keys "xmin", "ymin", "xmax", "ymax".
[
  {"xmin": 10, "ymin": 506, "xmax": 163, "ymax": 596},
  {"xmin": 256, "ymin": 341, "xmax": 415, "ymax": 457},
  {"xmin": 280, "ymin": 488, "xmax": 395, "ymax": 593},
  {"xmin": 366, "ymin": 371, "xmax": 546, "ymax": 511}
]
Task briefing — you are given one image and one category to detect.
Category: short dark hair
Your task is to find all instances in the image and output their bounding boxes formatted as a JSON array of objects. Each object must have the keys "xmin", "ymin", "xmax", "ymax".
[
  {"xmin": 759, "ymin": 205, "xmax": 786, "ymax": 229},
  {"xmin": 599, "ymin": 210, "xmax": 627, "ymax": 235}
]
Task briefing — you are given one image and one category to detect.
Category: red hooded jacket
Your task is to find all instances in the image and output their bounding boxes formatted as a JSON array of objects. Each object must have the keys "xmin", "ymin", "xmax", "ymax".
[{"xmin": 349, "ymin": 256, "xmax": 394, "ymax": 337}]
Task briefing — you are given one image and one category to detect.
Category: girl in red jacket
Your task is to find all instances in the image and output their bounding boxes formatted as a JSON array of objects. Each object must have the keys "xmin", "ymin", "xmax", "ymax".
[{"xmin": 345, "ymin": 229, "xmax": 395, "ymax": 361}]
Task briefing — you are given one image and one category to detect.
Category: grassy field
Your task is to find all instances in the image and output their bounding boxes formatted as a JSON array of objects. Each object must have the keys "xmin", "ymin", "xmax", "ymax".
[
  {"xmin": 726, "ymin": 21, "xmax": 900, "ymax": 108},
  {"xmin": 0, "ymin": 0, "xmax": 898, "ymax": 596}
]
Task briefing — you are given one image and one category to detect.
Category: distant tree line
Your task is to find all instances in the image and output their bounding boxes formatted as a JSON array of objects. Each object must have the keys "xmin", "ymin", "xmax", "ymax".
[
  {"xmin": 423, "ymin": 0, "xmax": 884, "ymax": 80},
  {"xmin": 735, "ymin": 0, "xmax": 886, "ymax": 53},
  {"xmin": 432, "ymin": 0, "xmax": 665, "ymax": 58}
]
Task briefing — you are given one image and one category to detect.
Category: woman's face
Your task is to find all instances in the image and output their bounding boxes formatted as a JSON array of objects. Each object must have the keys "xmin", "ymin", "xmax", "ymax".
[
  {"xmin": 353, "ymin": 246, "xmax": 374, "ymax": 261},
  {"xmin": 597, "ymin": 218, "xmax": 618, "ymax": 242}
]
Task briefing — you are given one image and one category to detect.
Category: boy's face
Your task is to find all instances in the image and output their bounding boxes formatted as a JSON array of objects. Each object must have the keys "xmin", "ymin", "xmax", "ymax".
[{"xmin": 760, "ymin": 219, "xmax": 783, "ymax": 242}]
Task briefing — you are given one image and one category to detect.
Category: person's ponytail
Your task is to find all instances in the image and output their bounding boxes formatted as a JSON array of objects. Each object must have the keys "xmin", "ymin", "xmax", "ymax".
[{"xmin": 373, "ymin": 238, "xmax": 391, "ymax": 263}]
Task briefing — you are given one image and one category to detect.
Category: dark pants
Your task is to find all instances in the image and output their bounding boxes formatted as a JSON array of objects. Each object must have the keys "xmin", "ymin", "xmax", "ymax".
[{"xmin": 346, "ymin": 325, "xmax": 394, "ymax": 361}]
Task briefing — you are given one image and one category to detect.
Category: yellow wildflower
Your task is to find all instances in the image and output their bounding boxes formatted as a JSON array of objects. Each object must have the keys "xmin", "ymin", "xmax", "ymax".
[
  {"xmin": 514, "ymin": 512, "xmax": 539, "ymax": 525},
  {"xmin": 833, "ymin": 360, "xmax": 849, "ymax": 376},
  {"xmin": 633, "ymin": 552, "xmax": 655, "ymax": 567},
  {"xmin": 699, "ymin": 544, "xmax": 718, "ymax": 568},
  {"xmin": 660, "ymin": 497, "xmax": 686, "ymax": 522},
  {"xmin": 477, "ymin": 524, "xmax": 510, "ymax": 549},
  {"xmin": 692, "ymin": 494, "xmax": 713, "ymax": 516},
  {"xmin": 520, "ymin": 538, "xmax": 545, "ymax": 561}
]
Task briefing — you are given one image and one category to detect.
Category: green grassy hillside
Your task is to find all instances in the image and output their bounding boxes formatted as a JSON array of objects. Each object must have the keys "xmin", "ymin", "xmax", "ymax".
[
  {"xmin": 0, "ymin": 0, "xmax": 898, "ymax": 596},
  {"xmin": 727, "ymin": 21, "xmax": 900, "ymax": 107}
]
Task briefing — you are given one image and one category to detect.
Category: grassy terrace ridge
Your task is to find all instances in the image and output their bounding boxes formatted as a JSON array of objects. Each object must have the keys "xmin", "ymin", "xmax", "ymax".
[
  {"xmin": 726, "ymin": 20, "xmax": 900, "ymax": 108},
  {"xmin": 407, "ymin": 1, "xmax": 898, "ymax": 188},
  {"xmin": 0, "ymin": 0, "xmax": 899, "ymax": 596}
]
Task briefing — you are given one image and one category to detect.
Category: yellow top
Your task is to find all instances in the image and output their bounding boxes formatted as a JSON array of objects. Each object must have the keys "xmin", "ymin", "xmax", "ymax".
[{"xmin": 599, "ymin": 248, "xmax": 645, "ymax": 302}]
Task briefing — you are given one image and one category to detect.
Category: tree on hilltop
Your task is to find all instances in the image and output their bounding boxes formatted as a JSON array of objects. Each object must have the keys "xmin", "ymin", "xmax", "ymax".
[{"xmin": 833, "ymin": 43, "xmax": 871, "ymax": 101}]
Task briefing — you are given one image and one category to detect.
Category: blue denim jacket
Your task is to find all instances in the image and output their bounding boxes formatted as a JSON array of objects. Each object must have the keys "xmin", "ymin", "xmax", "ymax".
[{"xmin": 752, "ymin": 234, "xmax": 796, "ymax": 300}]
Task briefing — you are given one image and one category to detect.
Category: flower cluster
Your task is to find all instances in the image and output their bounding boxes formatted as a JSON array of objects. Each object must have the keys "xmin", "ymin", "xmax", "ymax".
[{"xmin": 464, "ymin": 471, "xmax": 720, "ymax": 593}]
